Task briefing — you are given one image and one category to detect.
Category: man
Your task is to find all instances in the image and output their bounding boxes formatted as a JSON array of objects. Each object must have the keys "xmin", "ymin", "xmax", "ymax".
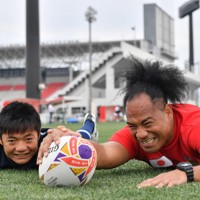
[
  {"xmin": 38, "ymin": 56, "xmax": 200, "ymax": 188},
  {"xmin": 48, "ymin": 103, "xmax": 55, "ymax": 123},
  {"xmin": 0, "ymin": 101, "xmax": 97, "ymax": 169},
  {"xmin": 113, "ymin": 105, "xmax": 123, "ymax": 122}
]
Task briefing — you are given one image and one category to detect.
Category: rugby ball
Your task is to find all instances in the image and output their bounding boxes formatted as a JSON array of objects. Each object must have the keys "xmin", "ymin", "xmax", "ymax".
[{"xmin": 39, "ymin": 136, "xmax": 97, "ymax": 186}]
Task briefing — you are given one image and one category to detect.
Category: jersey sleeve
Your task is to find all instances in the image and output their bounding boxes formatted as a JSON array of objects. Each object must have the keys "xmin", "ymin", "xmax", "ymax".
[
  {"xmin": 39, "ymin": 128, "xmax": 49, "ymax": 142},
  {"xmin": 109, "ymin": 126, "xmax": 139, "ymax": 159},
  {"xmin": 41, "ymin": 128, "xmax": 49, "ymax": 134},
  {"xmin": 187, "ymin": 125, "xmax": 200, "ymax": 164}
]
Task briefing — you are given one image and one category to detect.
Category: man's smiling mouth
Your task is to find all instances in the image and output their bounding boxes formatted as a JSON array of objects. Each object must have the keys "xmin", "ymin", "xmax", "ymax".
[{"xmin": 141, "ymin": 137, "xmax": 156, "ymax": 144}]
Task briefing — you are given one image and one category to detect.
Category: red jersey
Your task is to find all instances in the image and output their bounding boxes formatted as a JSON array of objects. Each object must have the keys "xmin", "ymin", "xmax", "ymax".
[{"xmin": 109, "ymin": 104, "xmax": 200, "ymax": 168}]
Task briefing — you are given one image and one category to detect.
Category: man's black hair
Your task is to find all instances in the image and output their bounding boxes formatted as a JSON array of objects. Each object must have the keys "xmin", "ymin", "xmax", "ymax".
[
  {"xmin": 0, "ymin": 101, "xmax": 41, "ymax": 138},
  {"xmin": 121, "ymin": 56, "xmax": 188, "ymax": 108}
]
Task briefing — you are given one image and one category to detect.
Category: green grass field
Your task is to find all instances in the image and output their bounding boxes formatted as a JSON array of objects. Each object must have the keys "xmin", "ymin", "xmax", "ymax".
[{"xmin": 0, "ymin": 122, "xmax": 200, "ymax": 200}]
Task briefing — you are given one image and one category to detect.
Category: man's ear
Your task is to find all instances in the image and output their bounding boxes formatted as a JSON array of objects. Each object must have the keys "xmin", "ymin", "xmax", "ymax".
[
  {"xmin": 164, "ymin": 104, "xmax": 173, "ymax": 118},
  {"xmin": 0, "ymin": 138, "xmax": 2, "ymax": 145}
]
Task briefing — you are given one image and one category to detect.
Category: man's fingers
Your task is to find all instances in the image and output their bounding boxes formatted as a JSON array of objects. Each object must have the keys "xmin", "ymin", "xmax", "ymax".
[
  {"xmin": 37, "ymin": 136, "xmax": 53, "ymax": 164},
  {"xmin": 37, "ymin": 129, "xmax": 82, "ymax": 165},
  {"xmin": 56, "ymin": 125, "xmax": 71, "ymax": 132},
  {"xmin": 47, "ymin": 128, "xmax": 54, "ymax": 134}
]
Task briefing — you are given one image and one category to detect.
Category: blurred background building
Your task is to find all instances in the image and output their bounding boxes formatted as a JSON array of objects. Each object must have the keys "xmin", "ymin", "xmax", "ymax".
[{"xmin": 0, "ymin": 3, "xmax": 199, "ymax": 123}]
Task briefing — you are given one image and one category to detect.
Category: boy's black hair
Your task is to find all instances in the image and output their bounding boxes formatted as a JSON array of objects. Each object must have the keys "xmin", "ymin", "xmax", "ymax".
[
  {"xmin": 0, "ymin": 101, "xmax": 41, "ymax": 138},
  {"xmin": 121, "ymin": 56, "xmax": 188, "ymax": 108}
]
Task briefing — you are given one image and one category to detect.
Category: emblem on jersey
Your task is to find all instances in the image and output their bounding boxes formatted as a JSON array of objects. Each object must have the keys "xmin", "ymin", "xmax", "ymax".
[{"xmin": 149, "ymin": 156, "xmax": 173, "ymax": 168}]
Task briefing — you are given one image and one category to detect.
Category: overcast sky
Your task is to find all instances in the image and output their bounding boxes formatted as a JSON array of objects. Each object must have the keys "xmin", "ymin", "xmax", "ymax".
[{"xmin": 0, "ymin": 0, "xmax": 199, "ymax": 68}]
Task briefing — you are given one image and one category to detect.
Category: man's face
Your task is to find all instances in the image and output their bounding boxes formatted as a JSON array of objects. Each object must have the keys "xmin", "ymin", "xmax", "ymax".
[
  {"xmin": 126, "ymin": 93, "xmax": 174, "ymax": 153},
  {"xmin": 0, "ymin": 131, "xmax": 39, "ymax": 165}
]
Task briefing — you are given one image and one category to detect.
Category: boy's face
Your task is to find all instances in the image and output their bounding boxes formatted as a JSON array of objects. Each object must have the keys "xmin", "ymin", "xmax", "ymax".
[{"xmin": 0, "ymin": 131, "xmax": 39, "ymax": 165}]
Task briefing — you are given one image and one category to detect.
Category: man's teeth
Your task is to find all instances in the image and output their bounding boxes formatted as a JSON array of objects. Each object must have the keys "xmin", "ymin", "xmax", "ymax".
[{"xmin": 142, "ymin": 138, "xmax": 154, "ymax": 144}]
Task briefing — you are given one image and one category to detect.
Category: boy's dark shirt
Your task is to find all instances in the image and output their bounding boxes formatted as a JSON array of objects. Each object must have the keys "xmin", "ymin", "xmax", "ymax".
[{"xmin": 0, "ymin": 129, "xmax": 48, "ymax": 170}]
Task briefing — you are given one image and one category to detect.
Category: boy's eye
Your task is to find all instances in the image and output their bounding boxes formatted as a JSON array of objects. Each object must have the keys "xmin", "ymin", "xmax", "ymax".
[
  {"xmin": 26, "ymin": 138, "xmax": 33, "ymax": 142},
  {"xmin": 8, "ymin": 139, "xmax": 15, "ymax": 143}
]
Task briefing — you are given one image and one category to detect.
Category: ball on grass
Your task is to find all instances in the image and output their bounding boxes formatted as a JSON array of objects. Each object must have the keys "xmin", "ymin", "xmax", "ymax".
[{"xmin": 39, "ymin": 136, "xmax": 97, "ymax": 186}]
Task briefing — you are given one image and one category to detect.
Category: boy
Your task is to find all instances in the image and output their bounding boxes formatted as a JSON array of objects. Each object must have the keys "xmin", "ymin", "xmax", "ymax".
[{"xmin": 0, "ymin": 101, "xmax": 97, "ymax": 169}]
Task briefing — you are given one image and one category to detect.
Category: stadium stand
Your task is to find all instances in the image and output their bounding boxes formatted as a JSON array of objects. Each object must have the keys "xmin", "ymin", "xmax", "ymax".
[
  {"xmin": 0, "ymin": 40, "xmax": 200, "ymax": 122},
  {"xmin": 41, "ymin": 82, "xmax": 66, "ymax": 99},
  {"xmin": 0, "ymin": 85, "xmax": 13, "ymax": 90},
  {"xmin": 13, "ymin": 84, "xmax": 26, "ymax": 90},
  {"xmin": 0, "ymin": 82, "xmax": 65, "ymax": 101}
]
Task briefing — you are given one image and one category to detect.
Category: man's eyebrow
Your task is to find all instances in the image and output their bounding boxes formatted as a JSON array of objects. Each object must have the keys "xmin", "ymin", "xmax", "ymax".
[
  {"xmin": 142, "ymin": 117, "xmax": 153, "ymax": 123},
  {"xmin": 126, "ymin": 117, "xmax": 153, "ymax": 125}
]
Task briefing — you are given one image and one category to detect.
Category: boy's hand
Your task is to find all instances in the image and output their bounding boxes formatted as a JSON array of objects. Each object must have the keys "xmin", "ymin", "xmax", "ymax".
[{"xmin": 37, "ymin": 126, "xmax": 81, "ymax": 165}]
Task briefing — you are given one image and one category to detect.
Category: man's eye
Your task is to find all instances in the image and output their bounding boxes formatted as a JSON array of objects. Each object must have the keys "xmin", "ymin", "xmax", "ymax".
[
  {"xmin": 144, "ymin": 122, "xmax": 152, "ymax": 127},
  {"xmin": 128, "ymin": 125, "xmax": 137, "ymax": 129}
]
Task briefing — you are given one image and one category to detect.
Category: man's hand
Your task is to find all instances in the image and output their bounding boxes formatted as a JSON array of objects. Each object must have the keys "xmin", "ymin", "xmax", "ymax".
[
  {"xmin": 137, "ymin": 169, "xmax": 187, "ymax": 188},
  {"xmin": 37, "ymin": 126, "xmax": 81, "ymax": 165}
]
